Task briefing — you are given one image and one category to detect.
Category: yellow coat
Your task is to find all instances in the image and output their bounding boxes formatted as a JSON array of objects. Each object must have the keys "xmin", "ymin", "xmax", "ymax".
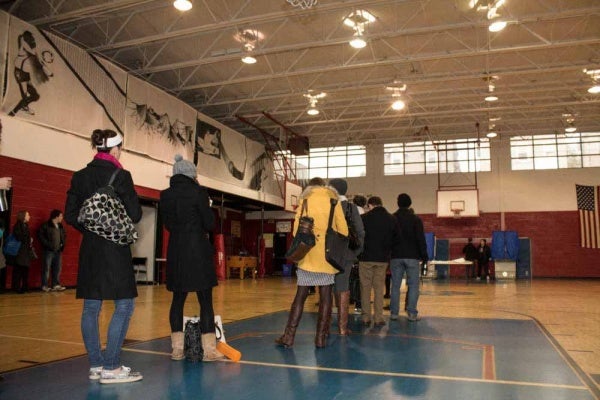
[{"xmin": 293, "ymin": 185, "xmax": 349, "ymax": 275}]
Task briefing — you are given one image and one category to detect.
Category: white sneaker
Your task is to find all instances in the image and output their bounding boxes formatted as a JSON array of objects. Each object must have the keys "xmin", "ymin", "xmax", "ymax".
[
  {"xmin": 89, "ymin": 367, "xmax": 102, "ymax": 380},
  {"xmin": 99, "ymin": 366, "xmax": 142, "ymax": 384},
  {"xmin": 53, "ymin": 285, "xmax": 66, "ymax": 291},
  {"xmin": 42, "ymin": 286, "xmax": 51, "ymax": 292}
]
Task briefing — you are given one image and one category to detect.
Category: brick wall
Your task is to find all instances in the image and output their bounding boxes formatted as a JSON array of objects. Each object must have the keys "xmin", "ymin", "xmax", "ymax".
[
  {"xmin": 419, "ymin": 211, "xmax": 599, "ymax": 277},
  {"xmin": 1, "ymin": 155, "xmax": 160, "ymax": 288}
]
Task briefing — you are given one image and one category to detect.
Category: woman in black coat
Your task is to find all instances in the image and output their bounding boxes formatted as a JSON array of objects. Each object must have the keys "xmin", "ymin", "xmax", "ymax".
[
  {"xmin": 11, "ymin": 210, "xmax": 33, "ymax": 294},
  {"xmin": 64, "ymin": 129, "xmax": 143, "ymax": 384},
  {"xmin": 159, "ymin": 154, "xmax": 223, "ymax": 362}
]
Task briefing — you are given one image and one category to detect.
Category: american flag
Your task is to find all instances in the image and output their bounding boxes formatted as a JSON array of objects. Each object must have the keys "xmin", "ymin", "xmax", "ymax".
[{"xmin": 576, "ymin": 185, "xmax": 600, "ymax": 249}]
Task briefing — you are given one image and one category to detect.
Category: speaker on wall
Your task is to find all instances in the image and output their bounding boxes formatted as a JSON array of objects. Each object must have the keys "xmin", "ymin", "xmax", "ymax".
[{"xmin": 288, "ymin": 136, "xmax": 309, "ymax": 156}]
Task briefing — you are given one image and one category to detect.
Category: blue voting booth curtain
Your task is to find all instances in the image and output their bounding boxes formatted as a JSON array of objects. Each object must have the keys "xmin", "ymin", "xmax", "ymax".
[
  {"xmin": 491, "ymin": 231, "xmax": 519, "ymax": 260},
  {"xmin": 425, "ymin": 232, "xmax": 435, "ymax": 261}
]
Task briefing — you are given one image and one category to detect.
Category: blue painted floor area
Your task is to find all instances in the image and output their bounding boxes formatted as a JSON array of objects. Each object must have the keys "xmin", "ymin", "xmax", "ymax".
[{"xmin": 0, "ymin": 312, "xmax": 595, "ymax": 400}]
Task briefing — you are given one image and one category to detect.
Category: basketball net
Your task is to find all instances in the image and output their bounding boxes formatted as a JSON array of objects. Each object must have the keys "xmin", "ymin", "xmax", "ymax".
[
  {"xmin": 451, "ymin": 209, "xmax": 462, "ymax": 219},
  {"xmin": 286, "ymin": 0, "xmax": 318, "ymax": 9}
]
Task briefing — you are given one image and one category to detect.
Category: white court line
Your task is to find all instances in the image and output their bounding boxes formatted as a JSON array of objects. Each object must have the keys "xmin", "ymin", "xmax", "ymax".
[
  {"xmin": 0, "ymin": 333, "xmax": 84, "ymax": 347},
  {"xmin": 234, "ymin": 359, "xmax": 589, "ymax": 391}
]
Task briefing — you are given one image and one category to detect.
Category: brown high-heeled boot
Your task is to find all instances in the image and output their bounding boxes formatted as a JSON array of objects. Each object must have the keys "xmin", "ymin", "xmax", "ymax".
[
  {"xmin": 338, "ymin": 290, "xmax": 352, "ymax": 336},
  {"xmin": 315, "ymin": 285, "xmax": 333, "ymax": 348},
  {"xmin": 275, "ymin": 286, "xmax": 310, "ymax": 348}
]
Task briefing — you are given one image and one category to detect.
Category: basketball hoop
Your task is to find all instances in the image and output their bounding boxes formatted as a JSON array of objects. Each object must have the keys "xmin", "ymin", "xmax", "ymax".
[{"xmin": 451, "ymin": 208, "xmax": 462, "ymax": 219}]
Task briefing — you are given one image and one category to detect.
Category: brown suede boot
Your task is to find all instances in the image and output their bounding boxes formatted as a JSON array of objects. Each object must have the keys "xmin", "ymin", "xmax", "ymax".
[
  {"xmin": 338, "ymin": 290, "xmax": 352, "ymax": 336},
  {"xmin": 275, "ymin": 286, "xmax": 310, "ymax": 348},
  {"xmin": 171, "ymin": 332, "xmax": 185, "ymax": 360},
  {"xmin": 315, "ymin": 285, "xmax": 333, "ymax": 348}
]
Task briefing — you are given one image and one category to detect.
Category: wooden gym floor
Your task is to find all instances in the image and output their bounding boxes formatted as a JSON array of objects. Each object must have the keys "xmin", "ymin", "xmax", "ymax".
[{"xmin": 0, "ymin": 277, "xmax": 598, "ymax": 399}]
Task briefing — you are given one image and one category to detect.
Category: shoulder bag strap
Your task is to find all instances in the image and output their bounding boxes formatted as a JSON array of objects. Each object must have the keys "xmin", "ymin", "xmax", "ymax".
[
  {"xmin": 327, "ymin": 199, "xmax": 337, "ymax": 230},
  {"xmin": 107, "ymin": 169, "xmax": 120, "ymax": 187},
  {"xmin": 300, "ymin": 199, "xmax": 308, "ymax": 218}
]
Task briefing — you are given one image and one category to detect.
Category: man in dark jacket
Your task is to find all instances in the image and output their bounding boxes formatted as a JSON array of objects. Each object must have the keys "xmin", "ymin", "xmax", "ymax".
[
  {"xmin": 462, "ymin": 238, "xmax": 478, "ymax": 279},
  {"xmin": 390, "ymin": 193, "xmax": 428, "ymax": 322},
  {"xmin": 38, "ymin": 209, "xmax": 66, "ymax": 292},
  {"xmin": 359, "ymin": 196, "xmax": 397, "ymax": 326}
]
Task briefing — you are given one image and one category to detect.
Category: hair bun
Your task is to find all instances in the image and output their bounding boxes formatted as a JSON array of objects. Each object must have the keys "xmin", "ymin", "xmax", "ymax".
[{"xmin": 174, "ymin": 154, "xmax": 183, "ymax": 162}]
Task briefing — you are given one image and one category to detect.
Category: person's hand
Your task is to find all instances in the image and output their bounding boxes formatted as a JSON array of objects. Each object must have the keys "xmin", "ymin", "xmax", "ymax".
[{"xmin": 0, "ymin": 177, "xmax": 12, "ymax": 190}]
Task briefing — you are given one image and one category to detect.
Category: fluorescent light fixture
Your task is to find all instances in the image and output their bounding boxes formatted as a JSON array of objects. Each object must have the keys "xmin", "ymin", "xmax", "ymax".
[
  {"xmin": 173, "ymin": 0, "xmax": 192, "ymax": 11},
  {"xmin": 486, "ymin": 131, "xmax": 498, "ymax": 138},
  {"xmin": 307, "ymin": 108, "xmax": 319, "ymax": 115},
  {"xmin": 489, "ymin": 20, "xmax": 507, "ymax": 32},
  {"xmin": 391, "ymin": 99, "xmax": 405, "ymax": 110},
  {"xmin": 349, "ymin": 35, "xmax": 367, "ymax": 49},
  {"xmin": 485, "ymin": 95, "xmax": 498, "ymax": 102},
  {"xmin": 588, "ymin": 85, "xmax": 600, "ymax": 94},
  {"xmin": 241, "ymin": 55, "xmax": 257, "ymax": 64},
  {"xmin": 565, "ymin": 126, "xmax": 577, "ymax": 133}
]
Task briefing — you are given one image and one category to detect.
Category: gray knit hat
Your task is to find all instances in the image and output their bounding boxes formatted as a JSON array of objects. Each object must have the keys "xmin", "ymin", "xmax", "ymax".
[{"xmin": 173, "ymin": 154, "xmax": 197, "ymax": 179}]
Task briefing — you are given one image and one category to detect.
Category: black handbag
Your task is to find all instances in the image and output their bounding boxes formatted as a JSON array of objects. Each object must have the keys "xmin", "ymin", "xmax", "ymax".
[
  {"xmin": 184, "ymin": 318, "xmax": 203, "ymax": 362},
  {"xmin": 285, "ymin": 201, "xmax": 315, "ymax": 263},
  {"xmin": 325, "ymin": 199, "xmax": 349, "ymax": 272}
]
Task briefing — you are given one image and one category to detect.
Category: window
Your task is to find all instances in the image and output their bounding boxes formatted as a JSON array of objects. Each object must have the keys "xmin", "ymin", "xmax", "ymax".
[
  {"xmin": 384, "ymin": 139, "xmax": 490, "ymax": 175},
  {"xmin": 295, "ymin": 146, "xmax": 366, "ymax": 179},
  {"xmin": 510, "ymin": 132, "xmax": 600, "ymax": 170}
]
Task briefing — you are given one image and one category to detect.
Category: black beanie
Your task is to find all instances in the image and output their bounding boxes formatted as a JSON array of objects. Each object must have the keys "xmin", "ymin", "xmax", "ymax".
[
  {"xmin": 329, "ymin": 178, "xmax": 348, "ymax": 195},
  {"xmin": 397, "ymin": 193, "xmax": 412, "ymax": 208}
]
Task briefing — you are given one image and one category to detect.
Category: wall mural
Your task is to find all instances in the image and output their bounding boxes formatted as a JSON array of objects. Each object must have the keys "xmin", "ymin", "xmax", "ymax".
[
  {"xmin": 0, "ymin": 11, "xmax": 282, "ymax": 204},
  {"xmin": 1, "ymin": 15, "xmax": 125, "ymax": 136},
  {"xmin": 195, "ymin": 119, "xmax": 276, "ymax": 191},
  {"xmin": 124, "ymin": 75, "xmax": 195, "ymax": 163}
]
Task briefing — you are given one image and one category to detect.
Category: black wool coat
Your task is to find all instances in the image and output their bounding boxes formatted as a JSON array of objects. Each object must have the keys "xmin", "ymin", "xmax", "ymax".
[
  {"xmin": 64, "ymin": 159, "xmax": 142, "ymax": 300},
  {"xmin": 159, "ymin": 174, "xmax": 217, "ymax": 292},
  {"xmin": 359, "ymin": 206, "xmax": 397, "ymax": 263},
  {"xmin": 12, "ymin": 220, "xmax": 33, "ymax": 267}
]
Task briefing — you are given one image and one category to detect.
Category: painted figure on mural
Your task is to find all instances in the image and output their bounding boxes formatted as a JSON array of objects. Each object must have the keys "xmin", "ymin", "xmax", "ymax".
[{"xmin": 8, "ymin": 30, "xmax": 54, "ymax": 117}]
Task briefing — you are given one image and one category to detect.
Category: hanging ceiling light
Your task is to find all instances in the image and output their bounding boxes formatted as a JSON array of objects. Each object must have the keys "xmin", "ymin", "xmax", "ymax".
[
  {"xmin": 486, "ymin": 120, "xmax": 498, "ymax": 137},
  {"xmin": 584, "ymin": 68, "xmax": 600, "ymax": 94},
  {"xmin": 173, "ymin": 0, "xmax": 192, "ymax": 11},
  {"xmin": 241, "ymin": 55, "xmax": 257, "ymax": 64},
  {"xmin": 484, "ymin": 78, "xmax": 499, "ymax": 101},
  {"xmin": 237, "ymin": 29, "xmax": 261, "ymax": 65},
  {"xmin": 563, "ymin": 113, "xmax": 577, "ymax": 133},
  {"xmin": 344, "ymin": 10, "xmax": 375, "ymax": 49},
  {"xmin": 386, "ymin": 82, "xmax": 407, "ymax": 111},
  {"xmin": 391, "ymin": 100, "xmax": 405, "ymax": 110},
  {"xmin": 349, "ymin": 33, "xmax": 367, "ymax": 49},
  {"xmin": 303, "ymin": 91, "xmax": 326, "ymax": 116},
  {"xmin": 486, "ymin": 131, "xmax": 498, "ymax": 138},
  {"xmin": 489, "ymin": 20, "xmax": 507, "ymax": 32}
]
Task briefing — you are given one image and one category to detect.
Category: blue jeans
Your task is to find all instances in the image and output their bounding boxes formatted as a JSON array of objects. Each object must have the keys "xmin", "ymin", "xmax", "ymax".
[
  {"xmin": 390, "ymin": 258, "xmax": 420, "ymax": 316},
  {"xmin": 81, "ymin": 298, "xmax": 135, "ymax": 370},
  {"xmin": 42, "ymin": 250, "xmax": 62, "ymax": 287}
]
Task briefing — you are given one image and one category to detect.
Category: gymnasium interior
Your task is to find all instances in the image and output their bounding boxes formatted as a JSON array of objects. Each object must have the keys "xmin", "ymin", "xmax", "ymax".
[{"xmin": 0, "ymin": 1, "xmax": 599, "ymax": 399}]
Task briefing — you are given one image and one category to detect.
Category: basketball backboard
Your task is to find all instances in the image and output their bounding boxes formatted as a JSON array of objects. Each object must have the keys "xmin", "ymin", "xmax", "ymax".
[{"xmin": 436, "ymin": 189, "xmax": 479, "ymax": 218}]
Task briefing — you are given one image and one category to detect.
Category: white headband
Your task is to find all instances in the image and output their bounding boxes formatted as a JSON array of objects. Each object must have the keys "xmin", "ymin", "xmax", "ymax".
[{"xmin": 97, "ymin": 133, "xmax": 123, "ymax": 148}]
